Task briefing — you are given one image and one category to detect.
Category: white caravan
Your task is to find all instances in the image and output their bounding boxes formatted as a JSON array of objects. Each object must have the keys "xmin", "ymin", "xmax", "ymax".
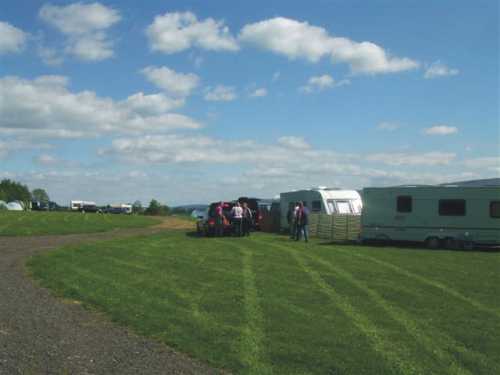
[
  {"xmin": 280, "ymin": 187, "xmax": 362, "ymax": 230},
  {"xmin": 70, "ymin": 200, "xmax": 96, "ymax": 211}
]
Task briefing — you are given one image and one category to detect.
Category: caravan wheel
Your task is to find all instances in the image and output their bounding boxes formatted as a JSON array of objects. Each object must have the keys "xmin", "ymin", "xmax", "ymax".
[{"xmin": 425, "ymin": 237, "xmax": 441, "ymax": 249}]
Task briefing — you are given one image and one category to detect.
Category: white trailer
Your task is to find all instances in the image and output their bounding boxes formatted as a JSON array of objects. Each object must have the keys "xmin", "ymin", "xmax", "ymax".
[
  {"xmin": 279, "ymin": 187, "xmax": 362, "ymax": 230},
  {"xmin": 70, "ymin": 200, "xmax": 96, "ymax": 211}
]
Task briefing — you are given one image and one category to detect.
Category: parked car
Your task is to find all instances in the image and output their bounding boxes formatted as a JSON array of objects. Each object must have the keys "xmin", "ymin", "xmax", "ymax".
[{"xmin": 198, "ymin": 202, "xmax": 235, "ymax": 236}]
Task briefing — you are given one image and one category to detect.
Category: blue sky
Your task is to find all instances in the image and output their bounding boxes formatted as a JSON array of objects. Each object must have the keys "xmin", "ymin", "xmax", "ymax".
[{"xmin": 0, "ymin": 0, "xmax": 498, "ymax": 205}]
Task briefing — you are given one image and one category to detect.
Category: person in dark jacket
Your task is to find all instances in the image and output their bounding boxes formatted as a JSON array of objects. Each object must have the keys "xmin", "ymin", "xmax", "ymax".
[
  {"xmin": 241, "ymin": 202, "xmax": 253, "ymax": 236},
  {"xmin": 295, "ymin": 201, "xmax": 309, "ymax": 242}
]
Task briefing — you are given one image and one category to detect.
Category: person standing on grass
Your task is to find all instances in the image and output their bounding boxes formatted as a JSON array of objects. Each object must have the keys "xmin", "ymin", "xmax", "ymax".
[
  {"xmin": 241, "ymin": 202, "xmax": 253, "ymax": 237},
  {"xmin": 215, "ymin": 202, "xmax": 225, "ymax": 237},
  {"xmin": 289, "ymin": 202, "xmax": 299, "ymax": 239},
  {"xmin": 231, "ymin": 202, "xmax": 243, "ymax": 236},
  {"xmin": 295, "ymin": 201, "xmax": 309, "ymax": 242}
]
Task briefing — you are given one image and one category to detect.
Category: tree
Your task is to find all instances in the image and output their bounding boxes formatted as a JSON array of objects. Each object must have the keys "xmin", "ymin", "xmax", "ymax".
[
  {"xmin": 132, "ymin": 200, "xmax": 143, "ymax": 214},
  {"xmin": 145, "ymin": 199, "xmax": 161, "ymax": 216},
  {"xmin": 145, "ymin": 199, "xmax": 170, "ymax": 216},
  {"xmin": 0, "ymin": 179, "xmax": 31, "ymax": 208},
  {"xmin": 32, "ymin": 188, "xmax": 50, "ymax": 203}
]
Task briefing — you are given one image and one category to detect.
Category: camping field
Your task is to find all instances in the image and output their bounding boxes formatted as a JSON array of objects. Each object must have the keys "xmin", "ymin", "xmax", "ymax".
[
  {"xmin": 27, "ymin": 230, "xmax": 500, "ymax": 375},
  {"xmin": 0, "ymin": 211, "xmax": 160, "ymax": 236}
]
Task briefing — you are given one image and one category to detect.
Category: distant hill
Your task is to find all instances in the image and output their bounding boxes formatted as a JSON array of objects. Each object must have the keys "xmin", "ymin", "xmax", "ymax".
[
  {"xmin": 172, "ymin": 204, "xmax": 208, "ymax": 212},
  {"xmin": 442, "ymin": 178, "xmax": 500, "ymax": 187}
]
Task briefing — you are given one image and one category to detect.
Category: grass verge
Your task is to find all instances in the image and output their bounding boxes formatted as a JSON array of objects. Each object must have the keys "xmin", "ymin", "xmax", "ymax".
[
  {"xmin": 0, "ymin": 211, "xmax": 160, "ymax": 236},
  {"xmin": 27, "ymin": 231, "xmax": 500, "ymax": 374}
]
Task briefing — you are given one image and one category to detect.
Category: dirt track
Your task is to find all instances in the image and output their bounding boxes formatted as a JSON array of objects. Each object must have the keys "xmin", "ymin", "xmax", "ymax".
[{"xmin": 0, "ymin": 218, "xmax": 216, "ymax": 375}]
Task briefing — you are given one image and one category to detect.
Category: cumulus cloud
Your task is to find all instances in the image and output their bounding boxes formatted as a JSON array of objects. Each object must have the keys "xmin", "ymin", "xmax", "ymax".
[
  {"xmin": 376, "ymin": 122, "xmax": 400, "ymax": 131},
  {"xmin": 300, "ymin": 74, "xmax": 350, "ymax": 93},
  {"xmin": 463, "ymin": 157, "xmax": 500, "ymax": 170},
  {"xmin": 277, "ymin": 136, "xmax": 310, "ymax": 150},
  {"xmin": 366, "ymin": 152, "xmax": 456, "ymax": 166},
  {"xmin": 424, "ymin": 61, "xmax": 459, "ymax": 79},
  {"xmin": 239, "ymin": 17, "xmax": 419, "ymax": 74},
  {"xmin": 39, "ymin": 2, "xmax": 121, "ymax": 61},
  {"xmin": 0, "ymin": 139, "xmax": 52, "ymax": 159},
  {"xmin": 204, "ymin": 85, "xmax": 237, "ymax": 101},
  {"xmin": 146, "ymin": 11, "xmax": 239, "ymax": 54},
  {"xmin": 34, "ymin": 154, "xmax": 59, "ymax": 165},
  {"xmin": 249, "ymin": 88, "xmax": 267, "ymax": 98},
  {"xmin": 37, "ymin": 45, "xmax": 64, "ymax": 66},
  {"xmin": 0, "ymin": 75, "xmax": 201, "ymax": 139},
  {"xmin": 0, "ymin": 21, "xmax": 28, "ymax": 54},
  {"xmin": 141, "ymin": 66, "xmax": 200, "ymax": 98},
  {"xmin": 423, "ymin": 125, "xmax": 458, "ymax": 136}
]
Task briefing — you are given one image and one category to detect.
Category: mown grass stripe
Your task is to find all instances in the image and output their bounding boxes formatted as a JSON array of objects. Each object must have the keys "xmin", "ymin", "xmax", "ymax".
[
  {"xmin": 342, "ymin": 249, "xmax": 500, "ymax": 320},
  {"xmin": 223, "ymin": 241, "xmax": 273, "ymax": 375},
  {"xmin": 260, "ymin": 239, "xmax": 428, "ymax": 375},
  {"xmin": 292, "ymin": 246, "xmax": 488, "ymax": 375}
]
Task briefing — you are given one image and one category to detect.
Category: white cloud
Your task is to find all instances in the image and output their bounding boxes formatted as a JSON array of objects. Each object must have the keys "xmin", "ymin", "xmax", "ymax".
[
  {"xmin": 123, "ymin": 92, "xmax": 184, "ymax": 115},
  {"xmin": 35, "ymin": 154, "xmax": 59, "ymax": 165},
  {"xmin": 300, "ymin": 74, "xmax": 350, "ymax": 93},
  {"xmin": 65, "ymin": 32, "xmax": 114, "ymax": 61},
  {"xmin": 0, "ymin": 75, "xmax": 201, "ymax": 139},
  {"xmin": 249, "ymin": 88, "xmax": 267, "ymax": 98},
  {"xmin": 39, "ymin": 2, "xmax": 121, "ymax": 61},
  {"xmin": 39, "ymin": 2, "xmax": 120, "ymax": 35},
  {"xmin": 272, "ymin": 71, "xmax": 281, "ymax": 82},
  {"xmin": 146, "ymin": 11, "xmax": 239, "ymax": 54},
  {"xmin": 141, "ymin": 66, "xmax": 200, "ymax": 98},
  {"xmin": 37, "ymin": 45, "xmax": 64, "ymax": 66},
  {"xmin": 423, "ymin": 125, "xmax": 458, "ymax": 136},
  {"xmin": 204, "ymin": 85, "xmax": 237, "ymax": 101},
  {"xmin": 277, "ymin": 136, "xmax": 310, "ymax": 150},
  {"xmin": 376, "ymin": 122, "xmax": 400, "ymax": 131},
  {"xmin": 424, "ymin": 61, "xmax": 459, "ymax": 79},
  {"xmin": 366, "ymin": 152, "xmax": 456, "ymax": 166},
  {"xmin": 0, "ymin": 21, "xmax": 27, "ymax": 54},
  {"xmin": 239, "ymin": 17, "xmax": 419, "ymax": 74},
  {"xmin": 463, "ymin": 157, "xmax": 500, "ymax": 170}
]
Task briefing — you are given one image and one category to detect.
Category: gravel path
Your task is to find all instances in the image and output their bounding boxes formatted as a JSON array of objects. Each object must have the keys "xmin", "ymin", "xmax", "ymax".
[{"xmin": 0, "ymin": 225, "xmax": 216, "ymax": 375}]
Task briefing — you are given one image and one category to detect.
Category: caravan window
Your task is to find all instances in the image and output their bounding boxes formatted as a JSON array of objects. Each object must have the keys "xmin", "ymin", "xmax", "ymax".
[
  {"xmin": 327, "ymin": 199, "xmax": 358, "ymax": 214},
  {"xmin": 397, "ymin": 196, "xmax": 412, "ymax": 213},
  {"xmin": 439, "ymin": 199, "xmax": 466, "ymax": 216},
  {"xmin": 490, "ymin": 201, "xmax": 500, "ymax": 218},
  {"xmin": 312, "ymin": 200, "xmax": 322, "ymax": 212}
]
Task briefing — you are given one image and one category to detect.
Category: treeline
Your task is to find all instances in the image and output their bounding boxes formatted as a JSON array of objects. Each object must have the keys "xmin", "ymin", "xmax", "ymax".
[
  {"xmin": 0, "ymin": 179, "xmax": 50, "ymax": 210},
  {"xmin": 132, "ymin": 199, "xmax": 171, "ymax": 216}
]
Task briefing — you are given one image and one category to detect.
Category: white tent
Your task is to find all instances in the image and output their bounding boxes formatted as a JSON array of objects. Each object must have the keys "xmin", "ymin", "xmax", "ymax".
[{"xmin": 6, "ymin": 201, "xmax": 23, "ymax": 211}]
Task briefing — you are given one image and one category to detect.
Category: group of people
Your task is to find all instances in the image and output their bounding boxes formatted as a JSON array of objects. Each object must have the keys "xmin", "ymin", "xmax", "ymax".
[
  {"xmin": 287, "ymin": 201, "xmax": 310, "ymax": 242},
  {"xmin": 214, "ymin": 201, "xmax": 253, "ymax": 237}
]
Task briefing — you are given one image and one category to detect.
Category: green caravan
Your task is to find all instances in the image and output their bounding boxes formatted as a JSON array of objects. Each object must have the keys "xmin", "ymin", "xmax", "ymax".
[{"xmin": 361, "ymin": 185, "xmax": 500, "ymax": 249}]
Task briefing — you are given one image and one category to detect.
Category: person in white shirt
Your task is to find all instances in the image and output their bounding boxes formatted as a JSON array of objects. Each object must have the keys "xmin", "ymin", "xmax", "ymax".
[{"xmin": 231, "ymin": 202, "xmax": 243, "ymax": 236}]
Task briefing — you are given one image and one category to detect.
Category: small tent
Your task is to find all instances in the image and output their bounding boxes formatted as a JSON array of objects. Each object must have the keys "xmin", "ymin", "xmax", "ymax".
[{"xmin": 7, "ymin": 201, "xmax": 23, "ymax": 211}]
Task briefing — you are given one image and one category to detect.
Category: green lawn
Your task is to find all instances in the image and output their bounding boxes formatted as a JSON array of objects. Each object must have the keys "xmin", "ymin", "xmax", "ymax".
[
  {"xmin": 0, "ymin": 211, "xmax": 160, "ymax": 236},
  {"xmin": 28, "ymin": 231, "xmax": 500, "ymax": 375}
]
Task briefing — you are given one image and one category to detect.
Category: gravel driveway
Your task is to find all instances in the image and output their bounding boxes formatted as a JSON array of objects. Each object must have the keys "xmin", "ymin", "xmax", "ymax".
[{"xmin": 0, "ymin": 227, "xmax": 216, "ymax": 375}]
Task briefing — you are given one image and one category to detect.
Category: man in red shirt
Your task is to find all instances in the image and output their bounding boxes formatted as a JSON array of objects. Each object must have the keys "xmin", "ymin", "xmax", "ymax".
[{"xmin": 215, "ymin": 202, "xmax": 224, "ymax": 237}]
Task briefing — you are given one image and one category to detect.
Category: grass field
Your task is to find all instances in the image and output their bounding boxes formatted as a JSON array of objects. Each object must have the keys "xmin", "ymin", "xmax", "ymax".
[
  {"xmin": 28, "ymin": 231, "xmax": 500, "ymax": 374},
  {"xmin": 0, "ymin": 211, "xmax": 160, "ymax": 236}
]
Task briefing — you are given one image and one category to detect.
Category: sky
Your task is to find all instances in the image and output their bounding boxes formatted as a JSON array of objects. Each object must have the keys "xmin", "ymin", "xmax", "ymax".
[{"xmin": 0, "ymin": 0, "xmax": 498, "ymax": 206}]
